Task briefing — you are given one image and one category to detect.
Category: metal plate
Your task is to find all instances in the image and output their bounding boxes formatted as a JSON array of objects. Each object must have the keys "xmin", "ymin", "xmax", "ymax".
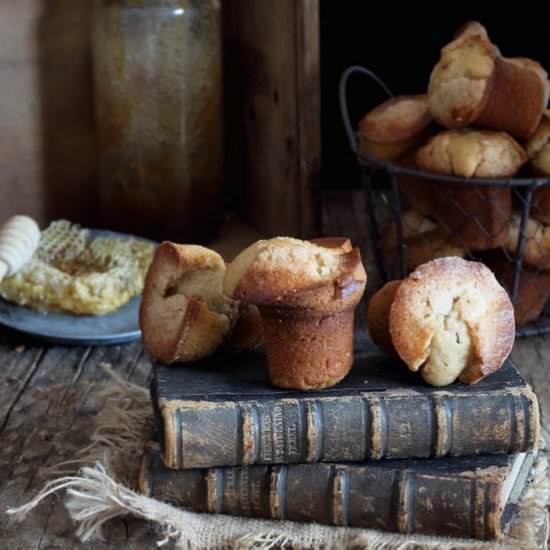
[
  {"xmin": 0, "ymin": 296, "xmax": 143, "ymax": 345},
  {"xmin": 0, "ymin": 229, "xmax": 154, "ymax": 346}
]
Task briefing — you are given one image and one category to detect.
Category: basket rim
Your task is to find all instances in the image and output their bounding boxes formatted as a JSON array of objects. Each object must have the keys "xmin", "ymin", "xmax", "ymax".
[{"xmin": 357, "ymin": 150, "xmax": 550, "ymax": 188}]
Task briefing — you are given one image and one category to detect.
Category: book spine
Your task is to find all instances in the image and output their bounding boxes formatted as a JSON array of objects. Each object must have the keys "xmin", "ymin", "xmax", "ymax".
[
  {"xmin": 141, "ymin": 453, "xmax": 504, "ymax": 539},
  {"xmin": 159, "ymin": 387, "xmax": 539, "ymax": 469}
]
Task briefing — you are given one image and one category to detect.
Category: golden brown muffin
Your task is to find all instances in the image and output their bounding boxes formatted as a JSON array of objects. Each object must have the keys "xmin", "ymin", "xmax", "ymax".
[
  {"xmin": 389, "ymin": 257, "xmax": 515, "ymax": 386},
  {"xmin": 428, "ymin": 28, "xmax": 547, "ymax": 139},
  {"xmin": 478, "ymin": 56, "xmax": 549, "ymax": 139},
  {"xmin": 358, "ymin": 95, "xmax": 434, "ymax": 161},
  {"xmin": 416, "ymin": 129, "xmax": 527, "ymax": 178},
  {"xmin": 382, "ymin": 210, "xmax": 465, "ymax": 273},
  {"xmin": 526, "ymin": 111, "xmax": 550, "ymax": 173},
  {"xmin": 485, "ymin": 251, "xmax": 550, "ymax": 325},
  {"xmin": 506, "ymin": 57, "xmax": 550, "ymax": 106},
  {"xmin": 506, "ymin": 214, "xmax": 550, "ymax": 271},
  {"xmin": 397, "ymin": 152, "xmax": 436, "ymax": 216},
  {"xmin": 310, "ymin": 237, "xmax": 352, "ymax": 252},
  {"xmin": 428, "ymin": 33, "xmax": 497, "ymax": 129},
  {"xmin": 140, "ymin": 242, "xmax": 262, "ymax": 364},
  {"xmin": 367, "ymin": 280, "xmax": 401, "ymax": 357},
  {"xmin": 223, "ymin": 303, "xmax": 264, "ymax": 350},
  {"xmin": 224, "ymin": 237, "xmax": 366, "ymax": 390},
  {"xmin": 453, "ymin": 21, "xmax": 491, "ymax": 41},
  {"xmin": 526, "ymin": 112, "xmax": 550, "ymax": 224},
  {"xmin": 416, "ymin": 129, "xmax": 526, "ymax": 249}
]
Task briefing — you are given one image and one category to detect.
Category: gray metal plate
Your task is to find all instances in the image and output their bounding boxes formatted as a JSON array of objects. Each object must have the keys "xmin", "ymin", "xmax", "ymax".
[
  {"xmin": 0, "ymin": 295, "xmax": 142, "ymax": 345},
  {"xmin": 0, "ymin": 229, "xmax": 154, "ymax": 346}
]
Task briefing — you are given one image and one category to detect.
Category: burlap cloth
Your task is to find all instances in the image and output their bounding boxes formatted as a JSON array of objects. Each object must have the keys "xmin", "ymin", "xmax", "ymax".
[{"xmin": 7, "ymin": 368, "xmax": 550, "ymax": 549}]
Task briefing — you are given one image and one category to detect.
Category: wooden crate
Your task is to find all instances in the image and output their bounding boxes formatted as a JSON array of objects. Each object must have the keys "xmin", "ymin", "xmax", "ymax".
[{"xmin": 224, "ymin": 0, "xmax": 321, "ymax": 238}]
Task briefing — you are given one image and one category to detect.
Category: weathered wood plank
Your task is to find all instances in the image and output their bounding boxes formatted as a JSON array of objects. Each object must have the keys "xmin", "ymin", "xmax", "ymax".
[
  {"xmin": 224, "ymin": 0, "xmax": 320, "ymax": 238},
  {"xmin": 0, "ymin": 346, "xmax": 45, "ymax": 435},
  {"xmin": 0, "ymin": 338, "xmax": 154, "ymax": 549},
  {"xmin": 295, "ymin": 0, "xmax": 321, "ymax": 238}
]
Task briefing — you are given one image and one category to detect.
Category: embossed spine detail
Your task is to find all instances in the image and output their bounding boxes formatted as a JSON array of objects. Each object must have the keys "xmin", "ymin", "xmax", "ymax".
[
  {"xmin": 472, "ymin": 479, "xmax": 486, "ymax": 539},
  {"xmin": 305, "ymin": 400, "xmax": 323, "ymax": 462},
  {"xmin": 206, "ymin": 468, "xmax": 224, "ymax": 513},
  {"xmin": 174, "ymin": 408, "xmax": 182, "ymax": 469},
  {"xmin": 331, "ymin": 467, "xmax": 350, "ymax": 526},
  {"xmin": 360, "ymin": 397, "xmax": 371, "ymax": 459},
  {"xmin": 514, "ymin": 390, "xmax": 540, "ymax": 453},
  {"xmin": 432, "ymin": 395, "xmax": 452, "ymax": 456},
  {"xmin": 239, "ymin": 467, "xmax": 252, "ymax": 516},
  {"xmin": 240, "ymin": 403, "xmax": 259, "ymax": 465},
  {"xmin": 525, "ymin": 391, "xmax": 540, "ymax": 451},
  {"xmin": 508, "ymin": 394, "xmax": 519, "ymax": 453},
  {"xmin": 369, "ymin": 397, "xmax": 388, "ymax": 459},
  {"xmin": 269, "ymin": 465, "xmax": 288, "ymax": 519},
  {"xmin": 469, "ymin": 478, "xmax": 500, "ymax": 539},
  {"xmin": 271, "ymin": 404, "xmax": 285, "ymax": 463},
  {"xmin": 397, "ymin": 472, "xmax": 414, "ymax": 534},
  {"xmin": 286, "ymin": 400, "xmax": 303, "ymax": 462}
]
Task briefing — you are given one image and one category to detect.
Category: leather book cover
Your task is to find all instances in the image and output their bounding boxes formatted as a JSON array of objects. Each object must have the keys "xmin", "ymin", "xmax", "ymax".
[
  {"xmin": 152, "ymin": 334, "xmax": 539, "ymax": 469},
  {"xmin": 140, "ymin": 449, "xmax": 537, "ymax": 540}
]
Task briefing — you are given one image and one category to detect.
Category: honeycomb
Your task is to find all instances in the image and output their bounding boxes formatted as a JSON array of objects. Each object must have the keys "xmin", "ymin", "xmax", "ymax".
[{"xmin": 0, "ymin": 220, "xmax": 156, "ymax": 315}]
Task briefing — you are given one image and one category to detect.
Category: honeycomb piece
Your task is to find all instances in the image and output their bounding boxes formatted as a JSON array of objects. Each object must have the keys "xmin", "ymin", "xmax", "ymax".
[{"xmin": 0, "ymin": 220, "xmax": 156, "ymax": 315}]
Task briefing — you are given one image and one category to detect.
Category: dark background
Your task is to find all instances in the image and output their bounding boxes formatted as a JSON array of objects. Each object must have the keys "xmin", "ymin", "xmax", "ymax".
[{"xmin": 320, "ymin": 4, "xmax": 550, "ymax": 189}]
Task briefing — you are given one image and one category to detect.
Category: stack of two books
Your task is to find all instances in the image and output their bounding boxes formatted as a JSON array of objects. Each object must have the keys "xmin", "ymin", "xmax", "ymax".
[{"xmin": 140, "ymin": 338, "xmax": 540, "ymax": 540}]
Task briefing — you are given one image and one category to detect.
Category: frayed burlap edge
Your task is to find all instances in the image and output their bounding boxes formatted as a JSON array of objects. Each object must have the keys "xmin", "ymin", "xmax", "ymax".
[{"xmin": 6, "ymin": 366, "xmax": 550, "ymax": 550}]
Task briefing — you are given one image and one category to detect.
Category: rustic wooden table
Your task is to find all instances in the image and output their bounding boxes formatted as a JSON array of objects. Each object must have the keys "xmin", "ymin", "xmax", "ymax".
[{"xmin": 0, "ymin": 192, "xmax": 548, "ymax": 548}]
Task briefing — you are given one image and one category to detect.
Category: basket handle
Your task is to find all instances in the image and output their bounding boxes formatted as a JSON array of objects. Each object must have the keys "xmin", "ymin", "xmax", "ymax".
[{"xmin": 339, "ymin": 66, "xmax": 394, "ymax": 154}]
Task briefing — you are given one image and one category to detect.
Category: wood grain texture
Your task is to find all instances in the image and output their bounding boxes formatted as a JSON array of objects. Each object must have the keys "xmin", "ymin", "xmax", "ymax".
[
  {"xmin": 0, "ymin": 0, "xmax": 97, "ymax": 227},
  {"xmin": 0, "ymin": 332, "xmax": 153, "ymax": 549},
  {"xmin": 224, "ymin": 0, "xmax": 320, "ymax": 238}
]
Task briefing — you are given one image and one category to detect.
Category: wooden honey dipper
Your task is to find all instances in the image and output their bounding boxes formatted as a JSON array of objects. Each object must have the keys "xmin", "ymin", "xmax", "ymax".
[{"xmin": 0, "ymin": 216, "xmax": 41, "ymax": 283}]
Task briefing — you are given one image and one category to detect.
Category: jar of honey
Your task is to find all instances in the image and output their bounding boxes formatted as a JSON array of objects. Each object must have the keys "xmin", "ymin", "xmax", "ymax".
[{"xmin": 93, "ymin": 0, "xmax": 223, "ymax": 242}]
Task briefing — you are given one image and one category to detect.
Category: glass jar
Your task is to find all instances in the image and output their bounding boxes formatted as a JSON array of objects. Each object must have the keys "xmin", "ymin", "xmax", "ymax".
[{"xmin": 93, "ymin": 0, "xmax": 223, "ymax": 242}]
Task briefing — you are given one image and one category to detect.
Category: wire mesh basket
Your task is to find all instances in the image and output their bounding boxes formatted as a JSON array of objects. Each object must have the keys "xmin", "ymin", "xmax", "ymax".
[{"xmin": 340, "ymin": 65, "xmax": 550, "ymax": 338}]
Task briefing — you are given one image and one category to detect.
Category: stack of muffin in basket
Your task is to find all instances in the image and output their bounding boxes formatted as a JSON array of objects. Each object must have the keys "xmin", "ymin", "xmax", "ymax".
[{"xmin": 358, "ymin": 21, "xmax": 550, "ymax": 326}]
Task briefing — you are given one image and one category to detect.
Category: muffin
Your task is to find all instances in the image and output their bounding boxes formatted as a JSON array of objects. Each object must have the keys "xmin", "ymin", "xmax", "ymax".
[
  {"xmin": 415, "ymin": 129, "xmax": 526, "ymax": 249},
  {"xmin": 140, "ymin": 242, "xmax": 262, "ymax": 364},
  {"xmin": 453, "ymin": 21, "xmax": 491, "ymax": 41},
  {"xmin": 428, "ymin": 27, "xmax": 547, "ymax": 139},
  {"xmin": 486, "ymin": 251, "xmax": 550, "ymax": 325},
  {"xmin": 367, "ymin": 280, "xmax": 401, "ymax": 357},
  {"xmin": 358, "ymin": 95, "xmax": 434, "ymax": 161},
  {"xmin": 397, "ymin": 152, "xmax": 436, "ymax": 215},
  {"xmin": 506, "ymin": 57, "xmax": 550, "ymax": 108},
  {"xmin": 526, "ymin": 112, "xmax": 550, "ymax": 225},
  {"xmin": 389, "ymin": 257, "xmax": 515, "ymax": 386},
  {"xmin": 382, "ymin": 209, "xmax": 465, "ymax": 274},
  {"xmin": 224, "ymin": 237, "xmax": 366, "ymax": 390},
  {"xmin": 416, "ymin": 129, "xmax": 527, "ymax": 178},
  {"xmin": 506, "ymin": 214, "xmax": 550, "ymax": 271}
]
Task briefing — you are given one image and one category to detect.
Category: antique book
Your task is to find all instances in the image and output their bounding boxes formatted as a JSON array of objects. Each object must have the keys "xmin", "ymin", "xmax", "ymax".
[
  {"xmin": 140, "ymin": 449, "xmax": 537, "ymax": 540},
  {"xmin": 152, "ymin": 336, "xmax": 539, "ymax": 469}
]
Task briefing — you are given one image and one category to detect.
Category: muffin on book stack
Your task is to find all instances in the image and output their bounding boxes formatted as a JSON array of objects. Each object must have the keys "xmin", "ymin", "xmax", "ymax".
[{"xmin": 137, "ymin": 240, "xmax": 540, "ymax": 541}]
